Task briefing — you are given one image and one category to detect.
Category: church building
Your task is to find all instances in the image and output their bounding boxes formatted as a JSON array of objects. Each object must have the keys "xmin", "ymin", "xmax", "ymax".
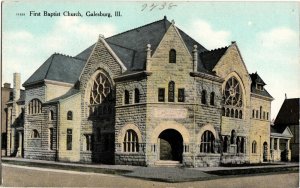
[{"xmin": 7, "ymin": 17, "xmax": 275, "ymax": 167}]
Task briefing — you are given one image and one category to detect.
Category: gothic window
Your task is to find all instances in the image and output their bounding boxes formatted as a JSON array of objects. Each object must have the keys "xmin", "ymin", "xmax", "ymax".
[
  {"xmin": 222, "ymin": 107, "xmax": 225, "ymax": 116},
  {"xmin": 252, "ymin": 109, "xmax": 255, "ymax": 118},
  {"xmin": 28, "ymin": 99, "xmax": 42, "ymax": 115},
  {"xmin": 158, "ymin": 88, "xmax": 165, "ymax": 102},
  {"xmin": 252, "ymin": 141, "xmax": 257, "ymax": 153},
  {"xmin": 200, "ymin": 130, "xmax": 215, "ymax": 153},
  {"xmin": 256, "ymin": 110, "xmax": 259, "ymax": 118},
  {"xmin": 31, "ymin": 129, "xmax": 40, "ymax": 138},
  {"xmin": 90, "ymin": 72, "xmax": 111, "ymax": 105},
  {"xmin": 224, "ymin": 77, "xmax": 242, "ymax": 107},
  {"xmin": 260, "ymin": 106, "xmax": 262, "ymax": 119},
  {"xmin": 267, "ymin": 112, "xmax": 269, "ymax": 120},
  {"xmin": 124, "ymin": 90, "xmax": 130, "ymax": 104},
  {"xmin": 239, "ymin": 110, "xmax": 243, "ymax": 119},
  {"xmin": 134, "ymin": 88, "xmax": 140, "ymax": 104},
  {"xmin": 169, "ymin": 49, "xmax": 176, "ymax": 63},
  {"xmin": 231, "ymin": 109, "xmax": 234, "ymax": 118},
  {"xmin": 168, "ymin": 81, "xmax": 175, "ymax": 102},
  {"xmin": 230, "ymin": 130, "xmax": 236, "ymax": 144},
  {"xmin": 210, "ymin": 92, "xmax": 215, "ymax": 105},
  {"xmin": 66, "ymin": 129, "xmax": 72, "ymax": 150},
  {"xmin": 235, "ymin": 109, "xmax": 238, "ymax": 118},
  {"xmin": 201, "ymin": 90, "xmax": 207, "ymax": 104},
  {"xmin": 226, "ymin": 108, "xmax": 230, "ymax": 117},
  {"xmin": 263, "ymin": 112, "xmax": 266, "ymax": 120},
  {"xmin": 49, "ymin": 128, "xmax": 53, "ymax": 150},
  {"xmin": 67, "ymin": 111, "xmax": 73, "ymax": 120},
  {"xmin": 123, "ymin": 129, "xmax": 139, "ymax": 152},
  {"xmin": 178, "ymin": 88, "xmax": 185, "ymax": 102},
  {"xmin": 49, "ymin": 110, "xmax": 54, "ymax": 121}
]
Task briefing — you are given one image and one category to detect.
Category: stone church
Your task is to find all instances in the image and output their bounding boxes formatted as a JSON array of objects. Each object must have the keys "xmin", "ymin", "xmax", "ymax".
[{"xmin": 6, "ymin": 17, "xmax": 275, "ymax": 167}]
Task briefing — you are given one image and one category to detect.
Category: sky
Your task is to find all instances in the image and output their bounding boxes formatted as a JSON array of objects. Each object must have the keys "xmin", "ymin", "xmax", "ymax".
[{"xmin": 1, "ymin": 1, "xmax": 299, "ymax": 120}]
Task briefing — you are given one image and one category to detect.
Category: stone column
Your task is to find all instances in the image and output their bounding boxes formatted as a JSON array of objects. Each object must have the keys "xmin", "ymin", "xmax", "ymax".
[
  {"xmin": 286, "ymin": 139, "xmax": 290, "ymax": 150},
  {"xmin": 146, "ymin": 44, "xmax": 151, "ymax": 71},
  {"xmin": 17, "ymin": 131, "xmax": 23, "ymax": 157},
  {"xmin": 11, "ymin": 128, "xmax": 16, "ymax": 155},
  {"xmin": 270, "ymin": 138, "xmax": 274, "ymax": 161},
  {"xmin": 193, "ymin": 45, "xmax": 198, "ymax": 72},
  {"xmin": 277, "ymin": 138, "xmax": 280, "ymax": 151}
]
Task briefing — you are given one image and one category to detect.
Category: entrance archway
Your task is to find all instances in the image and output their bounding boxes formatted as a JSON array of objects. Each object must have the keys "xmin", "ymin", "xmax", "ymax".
[{"xmin": 158, "ymin": 129, "xmax": 183, "ymax": 162}]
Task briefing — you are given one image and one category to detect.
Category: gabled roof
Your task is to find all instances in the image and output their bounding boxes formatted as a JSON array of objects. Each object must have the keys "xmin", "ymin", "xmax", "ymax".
[
  {"xmin": 75, "ymin": 17, "xmax": 207, "ymax": 72},
  {"xmin": 23, "ymin": 53, "xmax": 85, "ymax": 87},
  {"xmin": 249, "ymin": 72, "xmax": 273, "ymax": 99},
  {"xmin": 274, "ymin": 98, "xmax": 300, "ymax": 126},
  {"xmin": 271, "ymin": 125, "xmax": 293, "ymax": 138},
  {"xmin": 199, "ymin": 47, "xmax": 228, "ymax": 72}
]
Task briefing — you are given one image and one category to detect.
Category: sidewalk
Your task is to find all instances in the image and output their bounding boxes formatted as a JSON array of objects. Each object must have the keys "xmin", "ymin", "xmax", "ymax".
[{"xmin": 2, "ymin": 157, "xmax": 299, "ymax": 183}]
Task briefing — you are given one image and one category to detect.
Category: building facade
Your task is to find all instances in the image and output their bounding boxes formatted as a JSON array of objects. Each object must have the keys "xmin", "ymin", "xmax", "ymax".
[{"xmin": 7, "ymin": 17, "xmax": 275, "ymax": 167}]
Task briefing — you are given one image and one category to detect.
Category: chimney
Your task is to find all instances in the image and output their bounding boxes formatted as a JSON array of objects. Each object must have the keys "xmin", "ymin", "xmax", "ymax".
[
  {"xmin": 193, "ymin": 45, "xmax": 198, "ymax": 72},
  {"xmin": 285, "ymin": 93, "xmax": 287, "ymax": 99},
  {"xmin": 3, "ymin": 83, "xmax": 11, "ymax": 89},
  {"xmin": 146, "ymin": 44, "xmax": 151, "ymax": 71},
  {"xmin": 13, "ymin": 73, "xmax": 21, "ymax": 101}
]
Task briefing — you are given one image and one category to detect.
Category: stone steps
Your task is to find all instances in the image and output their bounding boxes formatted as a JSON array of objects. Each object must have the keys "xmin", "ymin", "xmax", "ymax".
[{"xmin": 154, "ymin": 160, "xmax": 183, "ymax": 167}]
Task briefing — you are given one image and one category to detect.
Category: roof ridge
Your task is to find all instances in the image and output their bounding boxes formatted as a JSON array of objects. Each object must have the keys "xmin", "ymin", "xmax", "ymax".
[
  {"xmin": 44, "ymin": 54, "xmax": 55, "ymax": 80},
  {"xmin": 106, "ymin": 17, "xmax": 169, "ymax": 40},
  {"xmin": 200, "ymin": 46, "xmax": 228, "ymax": 54},
  {"xmin": 106, "ymin": 41, "xmax": 137, "ymax": 52},
  {"xmin": 54, "ymin": 52, "xmax": 85, "ymax": 62}
]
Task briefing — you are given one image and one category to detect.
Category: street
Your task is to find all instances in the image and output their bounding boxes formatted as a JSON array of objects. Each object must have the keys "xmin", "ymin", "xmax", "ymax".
[{"xmin": 1, "ymin": 164, "xmax": 299, "ymax": 188}]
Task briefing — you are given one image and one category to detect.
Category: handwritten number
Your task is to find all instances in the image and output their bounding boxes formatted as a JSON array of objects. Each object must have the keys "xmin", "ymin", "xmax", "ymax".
[{"xmin": 141, "ymin": 2, "xmax": 177, "ymax": 11}]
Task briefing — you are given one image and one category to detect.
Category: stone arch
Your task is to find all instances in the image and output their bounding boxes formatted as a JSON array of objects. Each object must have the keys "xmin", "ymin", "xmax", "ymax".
[
  {"xmin": 150, "ymin": 121, "xmax": 190, "ymax": 144},
  {"xmin": 117, "ymin": 124, "xmax": 142, "ymax": 144},
  {"xmin": 197, "ymin": 124, "xmax": 218, "ymax": 144}
]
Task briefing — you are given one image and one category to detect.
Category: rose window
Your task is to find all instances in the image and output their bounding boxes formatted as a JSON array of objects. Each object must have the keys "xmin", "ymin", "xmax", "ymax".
[
  {"xmin": 224, "ymin": 77, "xmax": 242, "ymax": 107},
  {"xmin": 90, "ymin": 72, "xmax": 111, "ymax": 105}
]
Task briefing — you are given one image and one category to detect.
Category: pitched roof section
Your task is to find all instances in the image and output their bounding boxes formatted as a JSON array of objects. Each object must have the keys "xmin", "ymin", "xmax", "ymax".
[
  {"xmin": 249, "ymin": 72, "xmax": 273, "ymax": 99},
  {"xmin": 274, "ymin": 98, "xmax": 300, "ymax": 126},
  {"xmin": 23, "ymin": 54, "xmax": 85, "ymax": 87},
  {"xmin": 75, "ymin": 17, "xmax": 207, "ymax": 72},
  {"xmin": 199, "ymin": 47, "xmax": 228, "ymax": 72}
]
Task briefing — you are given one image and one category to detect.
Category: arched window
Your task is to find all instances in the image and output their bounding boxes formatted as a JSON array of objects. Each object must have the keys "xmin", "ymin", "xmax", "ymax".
[
  {"xmin": 239, "ymin": 110, "xmax": 243, "ymax": 119},
  {"xmin": 230, "ymin": 130, "xmax": 236, "ymax": 144},
  {"xmin": 169, "ymin": 49, "xmax": 176, "ymax": 63},
  {"xmin": 260, "ymin": 106, "xmax": 262, "ymax": 119},
  {"xmin": 252, "ymin": 141, "xmax": 257, "ymax": 153},
  {"xmin": 123, "ymin": 129, "xmax": 139, "ymax": 152},
  {"xmin": 31, "ymin": 129, "xmax": 40, "ymax": 138},
  {"xmin": 67, "ymin": 111, "xmax": 73, "ymax": 120},
  {"xmin": 201, "ymin": 90, "xmax": 207, "ymax": 104},
  {"xmin": 222, "ymin": 107, "xmax": 225, "ymax": 116},
  {"xmin": 240, "ymin": 137, "xmax": 245, "ymax": 153},
  {"xmin": 237, "ymin": 137, "xmax": 241, "ymax": 153},
  {"xmin": 256, "ymin": 110, "xmax": 259, "ymax": 118},
  {"xmin": 49, "ymin": 110, "xmax": 54, "ymax": 121},
  {"xmin": 90, "ymin": 72, "xmax": 111, "ymax": 105},
  {"xmin": 226, "ymin": 108, "xmax": 230, "ymax": 117},
  {"xmin": 267, "ymin": 112, "xmax": 269, "ymax": 120},
  {"xmin": 124, "ymin": 90, "xmax": 130, "ymax": 104},
  {"xmin": 231, "ymin": 109, "xmax": 234, "ymax": 118},
  {"xmin": 168, "ymin": 81, "xmax": 175, "ymax": 102},
  {"xmin": 223, "ymin": 77, "xmax": 243, "ymax": 107},
  {"xmin": 235, "ymin": 109, "xmax": 238, "ymax": 118},
  {"xmin": 28, "ymin": 99, "xmax": 42, "ymax": 115},
  {"xmin": 263, "ymin": 111, "xmax": 266, "ymax": 119},
  {"xmin": 134, "ymin": 88, "xmax": 140, "ymax": 103},
  {"xmin": 252, "ymin": 109, "xmax": 255, "ymax": 118},
  {"xmin": 200, "ymin": 130, "xmax": 215, "ymax": 153},
  {"xmin": 210, "ymin": 92, "xmax": 215, "ymax": 105},
  {"xmin": 49, "ymin": 128, "xmax": 53, "ymax": 150}
]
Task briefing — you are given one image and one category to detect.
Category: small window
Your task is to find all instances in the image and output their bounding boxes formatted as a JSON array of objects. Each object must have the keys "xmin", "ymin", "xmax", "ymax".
[
  {"xmin": 49, "ymin": 110, "xmax": 54, "ymax": 120},
  {"xmin": 222, "ymin": 107, "xmax": 225, "ymax": 116},
  {"xmin": 235, "ymin": 109, "xmax": 238, "ymax": 118},
  {"xmin": 178, "ymin": 88, "xmax": 185, "ymax": 102},
  {"xmin": 28, "ymin": 99, "xmax": 42, "ymax": 115},
  {"xmin": 200, "ymin": 130, "xmax": 215, "ymax": 153},
  {"xmin": 239, "ymin": 110, "xmax": 243, "ymax": 119},
  {"xmin": 260, "ymin": 106, "xmax": 262, "ymax": 119},
  {"xmin": 67, "ymin": 111, "xmax": 73, "ymax": 120},
  {"xmin": 158, "ymin": 88, "xmax": 165, "ymax": 102},
  {"xmin": 252, "ymin": 141, "xmax": 257, "ymax": 153},
  {"xmin": 31, "ymin": 129, "xmax": 40, "ymax": 138},
  {"xmin": 169, "ymin": 49, "xmax": 176, "ymax": 63},
  {"xmin": 124, "ymin": 90, "xmax": 130, "ymax": 104},
  {"xmin": 252, "ymin": 110, "xmax": 255, "ymax": 118},
  {"xmin": 256, "ymin": 110, "xmax": 258, "ymax": 118},
  {"xmin": 123, "ymin": 129, "xmax": 139, "ymax": 152},
  {"xmin": 201, "ymin": 90, "xmax": 207, "ymax": 104},
  {"xmin": 210, "ymin": 92, "xmax": 215, "ymax": 105},
  {"xmin": 168, "ymin": 81, "xmax": 175, "ymax": 102},
  {"xmin": 263, "ymin": 111, "xmax": 266, "ymax": 119},
  {"xmin": 226, "ymin": 108, "xmax": 230, "ymax": 117},
  {"xmin": 134, "ymin": 88, "xmax": 140, "ymax": 103},
  {"xmin": 267, "ymin": 112, "xmax": 269, "ymax": 120},
  {"xmin": 85, "ymin": 134, "xmax": 93, "ymax": 151},
  {"xmin": 49, "ymin": 128, "xmax": 54, "ymax": 150},
  {"xmin": 67, "ymin": 129, "xmax": 72, "ymax": 150},
  {"xmin": 231, "ymin": 109, "xmax": 234, "ymax": 118}
]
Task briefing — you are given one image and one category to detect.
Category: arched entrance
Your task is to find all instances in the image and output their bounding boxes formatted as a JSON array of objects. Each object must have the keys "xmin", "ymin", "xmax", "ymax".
[
  {"xmin": 263, "ymin": 142, "xmax": 268, "ymax": 162},
  {"xmin": 158, "ymin": 129, "xmax": 183, "ymax": 162}
]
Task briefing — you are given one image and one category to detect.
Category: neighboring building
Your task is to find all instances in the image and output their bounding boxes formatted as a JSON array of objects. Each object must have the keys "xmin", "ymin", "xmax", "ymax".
[
  {"xmin": 274, "ymin": 98, "xmax": 299, "ymax": 161},
  {"xmin": 1, "ymin": 83, "xmax": 13, "ymax": 156},
  {"xmin": 5, "ymin": 73, "xmax": 25, "ymax": 157},
  {"xmin": 7, "ymin": 17, "xmax": 275, "ymax": 167}
]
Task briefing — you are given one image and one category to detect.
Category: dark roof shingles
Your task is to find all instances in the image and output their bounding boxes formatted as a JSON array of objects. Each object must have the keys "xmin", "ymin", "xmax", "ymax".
[{"xmin": 274, "ymin": 98, "xmax": 300, "ymax": 126}]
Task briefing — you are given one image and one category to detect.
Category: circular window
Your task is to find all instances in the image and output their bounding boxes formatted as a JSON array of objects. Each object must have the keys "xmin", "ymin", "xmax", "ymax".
[
  {"xmin": 224, "ymin": 77, "xmax": 242, "ymax": 107},
  {"xmin": 90, "ymin": 72, "xmax": 111, "ymax": 104}
]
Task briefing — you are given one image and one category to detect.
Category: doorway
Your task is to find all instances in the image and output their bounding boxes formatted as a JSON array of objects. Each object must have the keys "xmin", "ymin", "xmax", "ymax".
[{"xmin": 158, "ymin": 129, "xmax": 183, "ymax": 162}]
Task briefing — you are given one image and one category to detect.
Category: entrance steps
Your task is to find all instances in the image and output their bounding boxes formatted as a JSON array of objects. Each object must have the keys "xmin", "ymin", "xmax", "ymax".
[{"xmin": 154, "ymin": 160, "xmax": 183, "ymax": 167}]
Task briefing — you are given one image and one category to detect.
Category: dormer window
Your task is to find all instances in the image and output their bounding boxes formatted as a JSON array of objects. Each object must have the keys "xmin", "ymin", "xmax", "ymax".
[{"xmin": 256, "ymin": 84, "xmax": 264, "ymax": 91}]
